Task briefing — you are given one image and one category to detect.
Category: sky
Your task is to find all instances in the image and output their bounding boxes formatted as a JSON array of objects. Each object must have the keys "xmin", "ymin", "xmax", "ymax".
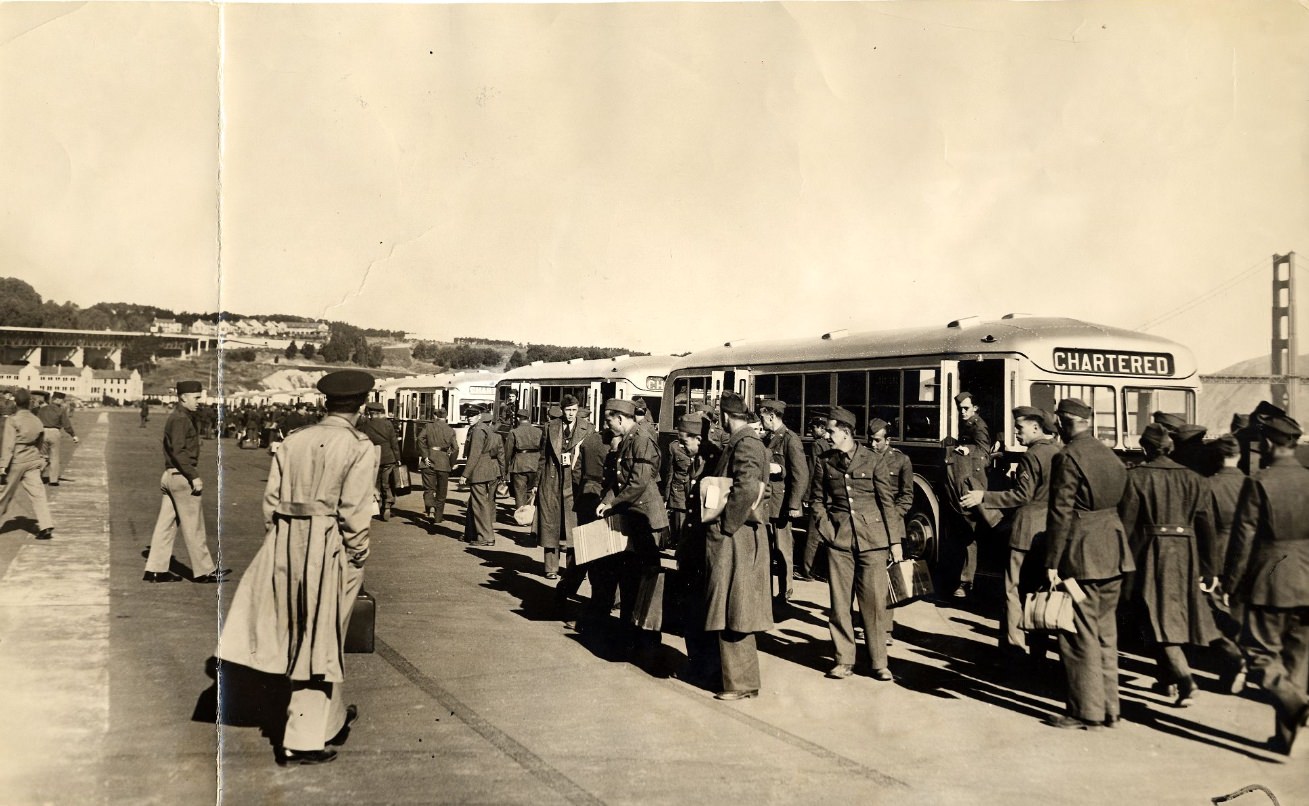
[{"xmin": 1, "ymin": 1, "xmax": 1307, "ymax": 372}]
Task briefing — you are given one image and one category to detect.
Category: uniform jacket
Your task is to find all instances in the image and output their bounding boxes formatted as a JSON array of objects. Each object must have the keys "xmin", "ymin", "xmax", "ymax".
[
  {"xmin": 1206, "ymin": 467, "xmax": 1246, "ymax": 577},
  {"xmin": 704, "ymin": 425, "xmax": 773, "ymax": 634},
  {"xmin": 463, "ymin": 419, "xmax": 504, "ymax": 483},
  {"xmin": 357, "ymin": 416, "xmax": 400, "ymax": 466},
  {"xmin": 809, "ymin": 444, "xmax": 905, "ymax": 552},
  {"xmin": 37, "ymin": 403, "xmax": 75, "ymax": 436},
  {"xmin": 535, "ymin": 418, "xmax": 603, "ymax": 549},
  {"xmin": 0, "ymin": 409, "xmax": 45, "ymax": 473},
  {"xmin": 504, "ymin": 423, "xmax": 544, "ymax": 475},
  {"xmin": 664, "ymin": 439, "xmax": 694, "ymax": 512},
  {"xmin": 1224, "ymin": 456, "xmax": 1309, "ymax": 608},
  {"xmin": 873, "ymin": 445, "xmax": 915, "ymax": 520},
  {"xmin": 983, "ymin": 438, "xmax": 1057, "ymax": 551},
  {"xmin": 162, "ymin": 406, "xmax": 202, "ymax": 482},
  {"xmin": 1119, "ymin": 456, "xmax": 1218, "ymax": 645},
  {"xmin": 603, "ymin": 426, "xmax": 669, "ymax": 530},
  {"xmin": 417, "ymin": 419, "xmax": 459, "ymax": 473},
  {"xmin": 960, "ymin": 413, "xmax": 991, "ymax": 456},
  {"xmin": 804, "ymin": 437, "xmax": 833, "ymax": 504},
  {"xmin": 1044, "ymin": 429, "xmax": 1133, "ymax": 581},
  {"xmin": 215, "ymin": 414, "xmax": 377, "ymax": 683},
  {"xmin": 764, "ymin": 426, "xmax": 809, "ymax": 518}
]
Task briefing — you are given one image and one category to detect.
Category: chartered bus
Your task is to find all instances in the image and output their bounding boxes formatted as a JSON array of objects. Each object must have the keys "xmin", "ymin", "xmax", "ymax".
[
  {"xmin": 658, "ymin": 314, "xmax": 1200, "ymax": 568},
  {"xmin": 494, "ymin": 354, "xmax": 675, "ymax": 430},
  {"xmin": 393, "ymin": 370, "xmax": 502, "ymax": 468}
]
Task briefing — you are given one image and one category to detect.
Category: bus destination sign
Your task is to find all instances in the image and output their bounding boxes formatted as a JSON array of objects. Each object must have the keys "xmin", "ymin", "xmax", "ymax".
[{"xmin": 1052, "ymin": 348, "xmax": 1174, "ymax": 377}]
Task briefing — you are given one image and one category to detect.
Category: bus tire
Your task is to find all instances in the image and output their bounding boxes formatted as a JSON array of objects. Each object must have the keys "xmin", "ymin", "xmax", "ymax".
[{"xmin": 903, "ymin": 510, "xmax": 937, "ymax": 564}]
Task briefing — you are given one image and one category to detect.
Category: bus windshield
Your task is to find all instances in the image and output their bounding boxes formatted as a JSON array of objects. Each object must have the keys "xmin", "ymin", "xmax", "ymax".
[
  {"xmin": 1031, "ymin": 382, "xmax": 1117, "ymax": 446},
  {"xmin": 1122, "ymin": 387, "xmax": 1195, "ymax": 450}
]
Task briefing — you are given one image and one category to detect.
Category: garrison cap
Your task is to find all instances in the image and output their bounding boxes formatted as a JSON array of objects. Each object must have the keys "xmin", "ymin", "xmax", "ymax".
[
  {"xmin": 1139, "ymin": 423, "xmax": 1173, "ymax": 452},
  {"xmin": 176, "ymin": 380, "xmax": 202, "ymax": 395},
  {"xmin": 757, "ymin": 398, "xmax": 786, "ymax": 414},
  {"xmin": 1012, "ymin": 405, "xmax": 1046, "ymax": 423},
  {"xmin": 1151, "ymin": 411, "xmax": 1186, "ymax": 432},
  {"xmin": 719, "ymin": 392, "xmax": 749, "ymax": 415},
  {"xmin": 1214, "ymin": 435, "xmax": 1240, "ymax": 458},
  {"xmin": 517, "ymin": 408, "xmax": 530, "ymax": 418},
  {"xmin": 1175, "ymin": 424, "xmax": 1207, "ymax": 443},
  {"xmin": 604, "ymin": 398, "xmax": 636, "ymax": 417},
  {"xmin": 316, "ymin": 370, "xmax": 374, "ymax": 399},
  {"xmin": 547, "ymin": 404, "xmax": 562, "ymax": 419},
  {"xmin": 364, "ymin": 402, "xmax": 385, "ymax": 412},
  {"xmin": 1261, "ymin": 414, "xmax": 1302, "ymax": 440},
  {"xmin": 1251, "ymin": 401, "xmax": 1287, "ymax": 424},
  {"xmin": 954, "ymin": 391, "xmax": 975, "ymax": 405},
  {"xmin": 867, "ymin": 417, "xmax": 891, "ymax": 435},
  {"xmin": 1230, "ymin": 413, "xmax": 1250, "ymax": 433},
  {"xmin": 676, "ymin": 414, "xmax": 705, "ymax": 434},
  {"xmin": 1056, "ymin": 398, "xmax": 1092, "ymax": 419},
  {"xmin": 829, "ymin": 406, "xmax": 857, "ymax": 430}
]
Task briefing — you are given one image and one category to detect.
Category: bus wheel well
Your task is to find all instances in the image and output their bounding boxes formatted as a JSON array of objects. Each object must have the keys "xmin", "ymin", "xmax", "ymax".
[{"xmin": 904, "ymin": 478, "xmax": 939, "ymax": 563}]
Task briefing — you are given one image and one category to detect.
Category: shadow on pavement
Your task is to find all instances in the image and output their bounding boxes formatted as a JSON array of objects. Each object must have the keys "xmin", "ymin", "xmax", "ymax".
[{"xmin": 194, "ymin": 656, "xmax": 287, "ymax": 761}]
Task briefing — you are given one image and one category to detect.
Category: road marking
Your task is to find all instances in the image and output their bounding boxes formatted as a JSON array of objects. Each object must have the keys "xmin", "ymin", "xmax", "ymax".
[
  {"xmin": 0, "ymin": 418, "xmax": 110, "ymax": 802},
  {"xmin": 375, "ymin": 638, "xmax": 605, "ymax": 806}
]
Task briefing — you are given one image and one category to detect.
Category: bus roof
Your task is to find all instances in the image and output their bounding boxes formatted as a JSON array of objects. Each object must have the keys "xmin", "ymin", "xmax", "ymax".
[
  {"xmin": 667, "ymin": 315, "xmax": 1199, "ymax": 380},
  {"xmin": 396, "ymin": 369, "xmax": 502, "ymax": 391},
  {"xmin": 497, "ymin": 354, "xmax": 678, "ymax": 386}
]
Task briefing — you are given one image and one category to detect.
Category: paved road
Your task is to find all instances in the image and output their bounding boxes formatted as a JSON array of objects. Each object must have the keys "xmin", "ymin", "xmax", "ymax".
[{"xmin": 0, "ymin": 411, "xmax": 1304, "ymax": 805}]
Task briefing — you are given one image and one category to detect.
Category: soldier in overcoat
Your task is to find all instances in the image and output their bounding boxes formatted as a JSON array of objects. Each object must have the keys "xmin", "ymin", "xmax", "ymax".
[
  {"xmin": 1205, "ymin": 435, "xmax": 1249, "ymax": 692},
  {"xmin": 1222, "ymin": 413, "xmax": 1309, "ymax": 755},
  {"xmin": 1043, "ymin": 398, "xmax": 1133, "ymax": 730},
  {"xmin": 0, "ymin": 388, "xmax": 54, "ymax": 539},
  {"xmin": 670, "ymin": 414, "xmax": 722, "ymax": 685},
  {"xmin": 1118, "ymin": 423, "xmax": 1218, "ymax": 707},
  {"xmin": 215, "ymin": 370, "xmax": 378, "ymax": 765},
  {"xmin": 462, "ymin": 409, "xmax": 503, "ymax": 546},
  {"xmin": 704, "ymin": 393, "xmax": 773, "ymax": 700},
  {"xmin": 759, "ymin": 399, "xmax": 808, "ymax": 604},
  {"xmin": 534, "ymin": 394, "xmax": 604, "ymax": 580},
  {"xmin": 416, "ymin": 408, "xmax": 459, "ymax": 529}
]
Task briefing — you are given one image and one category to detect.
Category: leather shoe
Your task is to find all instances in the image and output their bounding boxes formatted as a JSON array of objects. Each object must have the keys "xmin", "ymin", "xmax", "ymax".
[
  {"xmin": 1103, "ymin": 715, "xmax": 1121, "ymax": 729},
  {"xmin": 871, "ymin": 668, "xmax": 894, "ymax": 682},
  {"xmin": 281, "ymin": 748, "xmax": 338, "ymax": 765},
  {"xmin": 826, "ymin": 664, "xmax": 854, "ymax": 679},
  {"xmin": 327, "ymin": 705, "xmax": 358, "ymax": 747},
  {"xmin": 545, "ymin": 572, "xmax": 559, "ymax": 580},
  {"xmin": 473, "ymin": 540, "xmax": 496, "ymax": 547},
  {"xmin": 714, "ymin": 689, "xmax": 759, "ymax": 701},
  {"xmin": 1151, "ymin": 681, "xmax": 1179, "ymax": 699},
  {"xmin": 1045, "ymin": 715, "xmax": 1103, "ymax": 731},
  {"xmin": 1175, "ymin": 679, "xmax": 1198, "ymax": 708},
  {"xmin": 1225, "ymin": 667, "xmax": 1248, "ymax": 695},
  {"xmin": 193, "ymin": 569, "xmax": 232, "ymax": 584},
  {"xmin": 35, "ymin": 529, "xmax": 53, "ymax": 540},
  {"xmin": 143, "ymin": 571, "xmax": 182, "ymax": 583}
]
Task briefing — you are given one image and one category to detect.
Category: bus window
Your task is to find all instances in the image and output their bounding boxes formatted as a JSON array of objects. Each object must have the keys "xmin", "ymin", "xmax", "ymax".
[
  {"xmin": 804, "ymin": 373, "xmax": 832, "ymax": 429},
  {"xmin": 1032, "ymin": 382, "xmax": 1118, "ymax": 446},
  {"xmin": 753, "ymin": 375, "xmax": 777, "ymax": 406},
  {"xmin": 869, "ymin": 370, "xmax": 900, "ymax": 438},
  {"xmin": 836, "ymin": 371, "xmax": 867, "ymax": 434},
  {"xmin": 902, "ymin": 368, "xmax": 940, "ymax": 441},
  {"xmin": 776, "ymin": 374, "xmax": 804, "ymax": 432},
  {"xmin": 1123, "ymin": 388, "xmax": 1195, "ymax": 450}
]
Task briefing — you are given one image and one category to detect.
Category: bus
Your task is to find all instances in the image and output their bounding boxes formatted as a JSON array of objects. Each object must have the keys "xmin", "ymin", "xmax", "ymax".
[
  {"xmin": 658, "ymin": 314, "xmax": 1200, "ymax": 567},
  {"xmin": 494, "ymin": 354, "xmax": 676, "ymax": 430},
  {"xmin": 369, "ymin": 375, "xmax": 413, "ymax": 417},
  {"xmin": 393, "ymin": 370, "xmax": 502, "ymax": 468}
]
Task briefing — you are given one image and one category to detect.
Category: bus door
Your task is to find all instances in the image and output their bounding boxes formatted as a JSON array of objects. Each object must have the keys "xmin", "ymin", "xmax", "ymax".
[
  {"xmin": 939, "ymin": 360, "xmax": 960, "ymax": 440},
  {"xmin": 600, "ymin": 381, "xmax": 617, "ymax": 402},
  {"xmin": 710, "ymin": 369, "xmax": 752, "ymax": 406},
  {"xmin": 957, "ymin": 358, "xmax": 1010, "ymax": 455}
]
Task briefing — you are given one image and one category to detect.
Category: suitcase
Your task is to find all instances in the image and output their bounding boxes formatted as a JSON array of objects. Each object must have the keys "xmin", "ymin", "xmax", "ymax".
[{"xmin": 345, "ymin": 589, "xmax": 376, "ymax": 653}]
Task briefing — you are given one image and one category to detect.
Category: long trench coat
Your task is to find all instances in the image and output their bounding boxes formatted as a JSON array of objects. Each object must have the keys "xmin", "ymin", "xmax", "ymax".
[
  {"xmin": 216, "ymin": 415, "xmax": 377, "ymax": 683},
  {"xmin": 534, "ymin": 418, "xmax": 603, "ymax": 549},
  {"xmin": 704, "ymin": 425, "xmax": 773, "ymax": 634},
  {"xmin": 1119, "ymin": 456, "xmax": 1218, "ymax": 646}
]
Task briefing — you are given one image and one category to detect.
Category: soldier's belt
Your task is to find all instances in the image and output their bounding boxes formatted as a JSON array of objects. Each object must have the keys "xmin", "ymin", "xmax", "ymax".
[
  {"xmin": 1145, "ymin": 524, "xmax": 1194, "ymax": 537},
  {"xmin": 273, "ymin": 501, "xmax": 336, "ymax": 517}
]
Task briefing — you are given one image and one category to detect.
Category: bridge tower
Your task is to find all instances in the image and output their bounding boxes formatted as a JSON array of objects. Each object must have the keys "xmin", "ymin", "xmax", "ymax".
[{"xmin": 1271, "ymin": 252, "xmax": 1297, "ymax": 416}]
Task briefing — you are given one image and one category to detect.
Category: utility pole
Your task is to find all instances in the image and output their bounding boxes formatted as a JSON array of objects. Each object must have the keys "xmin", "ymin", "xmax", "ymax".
[{"xmin": 1271, "ymin": 252, "xmax": 1297, "ymax": 416}]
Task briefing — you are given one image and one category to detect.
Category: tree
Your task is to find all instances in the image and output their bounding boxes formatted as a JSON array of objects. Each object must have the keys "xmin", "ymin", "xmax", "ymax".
[
  {"xmin": 320, "ymin": 337, "xmax": 352, "ymax": 363},
  {"xmin": 285, "ymin": 340, "xmax": 299, "ymax": 359},
  {"xmin": 0, "ymin": 278, "xmax": 43, "ymax": 326},
  {"xmin": 365, "ymin": 345, "xmax": 385, "ymax": 368},
  {"xmin": 40, "ymin": 300, "xmax": 81, "ymax": 329},
  {"xmin": 300, "ymin": 342, "xmax": 316, "ymax": 359},
  {"xmin": 121, "ymin": 340, "xmax": 157, "ymax": 372},
  {"xmin": 77, "ymin": 307, "xmax": 114, "ymax": 331}
]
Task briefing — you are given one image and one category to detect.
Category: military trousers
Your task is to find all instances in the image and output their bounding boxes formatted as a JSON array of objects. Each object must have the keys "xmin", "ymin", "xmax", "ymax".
[
  {"xmin": 826, "ymin": 544, "xmax": 891, "ymax": 670},
  {"xmin": 463, "ymin": 481, "xmax": 496, "ymax": 543},
  {"xmin": 799, "ymin": 524, "xmax": 826, "ymax": 579},
  {"xmin": 510, "ymin": 472, "xmax": 537, "ymax": 509},
  {"xmin": 420, "ymin": 467, "xmax": 450, "ymax": 523},
  {"xmin": 41, "ymin": 428, "xmax": 63, "ymax": 482},
  {"xmin": 0, "ymin": 459, "xmax": 53, "ymax": 532},
  {"xmin": 376, "ymin": 462, "xmax": 397, "ymax": 512},
  {"xmin": 1056, "ymin": 576, "xmax": 1123, "ymax": 724},
  {"xmin": 769, "ymin": 517, "xmax": 794, "ymax": 600},
  {"xmin": 1241, "ymin": 605, "xmax": 1309, "ymax": 749},
  {"xmin": 145, "ymin": 469, "xmax": 215, "ymax": 577}
]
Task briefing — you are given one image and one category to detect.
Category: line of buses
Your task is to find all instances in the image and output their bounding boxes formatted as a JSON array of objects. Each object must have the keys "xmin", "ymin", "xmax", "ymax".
[{"xmin": 374, "ymin": 315, "xmax": 1200, "ymax": 569}]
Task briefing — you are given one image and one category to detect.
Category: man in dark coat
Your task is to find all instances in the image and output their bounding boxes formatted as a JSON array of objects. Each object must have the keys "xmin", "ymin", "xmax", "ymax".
[
  {"xmin": 670, "ymin": 414, "xmax": 722, "ymax": 684},
  {"xmin": 36, "ymin": 391, "xmax": 78, "ymax": 485},
  {"xmin": 535, "ymin": 394, "xmax": 603, "ymax": 580},
  {"xmin": 417, "ymin": 408, "xmax": 459, "ymax": 530},
  {"xmin": 503, "ymin": 410, "xmax": 543, "ymax": 511},
  {"xmin": 949, "ymin": 391, "xmax": 991, "ymax": 598},
  {"xmin": 809, "ymin": 407, "xmax": 904, "ymax": 682},
  {"xmin": 357, "ymin": 403, "xmax": 401, "ymax": 521},
  {"xmin": 962, "ymin": 406, "xmax": 1058, "ymax": 657},
  {"xmin": 462, "ymin": 409, "xmax": 503, "ymax": 546},
  {"xmin": 759, "ymin": 398, "xmax": 809, "ymax": 604},
  {"xmin": 663, "ymin": 427, "xmax": 695, "ymax": 547},
  {"xmin": 704, "ymin": 393, "xmax": 773, "ymax": 700},
  {"xmin": 1223, "ymin": 413, "xmax": 1309, "ymax": 755},
  {"xmin": 1043, "ymin": 398, "xmax": 1133, "ymax": 730},
  {"xmin": 1119, "ymin": 423, "xmax": 1218, "ymax": 707},
  {"xmin": 1206, "ymin": 435, "xmax": 1249, "ymax": 692},
  {"xmin": 797, "ymin": 415, "xmax": 833, "ymax": 582}
]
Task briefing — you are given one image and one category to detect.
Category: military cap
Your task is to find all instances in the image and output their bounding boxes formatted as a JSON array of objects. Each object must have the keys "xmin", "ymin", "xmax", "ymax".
[
  {"xmin": 560, "ymin": 394, "xmax": 580, "ymax": 408},
  {"xmin": 954, "ymin": 391, "xmax": 975, "ymax": 405},
  {"xmin": 1261, "ymin": 414, "xmax": 1302, "ymax": 440},
  {"xmin": 1175, "ymin": 424, "xmax": 1207, "ymax": 443},
  {"xmin": 603, "ymin": 398, "xmax": 636, "ymax": 417},
  {"xmin": 1151, "ymin": 411, "xmax": 1186, "ymax": 432},
  {"xmin": 435, "ymin": 407, "xmax": 449, "ymax": 419},
  {"xmin": 1139, "ymin": 423, "xmax": 1174, "ymax": 452},
  {"xmin": 1251, "ymin": 401, "xmax": 1287, "ymax": 424},
  {"xmin": 1230, "ymin": 413, "xmax": 1250, "ymax": 433},
  {"xmin": 676, "ymin": 414, "xmax": 705, "ymax": 434},
  {"xmin": 829, "ymin": 406, "xmax": 857, "ymax": 429},
  {"xmin": 547, "ymin": 404, "xmax": 562, "ymax": 419},
  {"xmin": 1056, "ymin": 398, "xmax": 1092, "ymax": 419},
  {"xmin": 757, "ymin": 398, "xmax": 786, "ymax": 414},
  {"xmin": 1213, "ymin": 434, "xmax": 1240, "ymax": 458},
  {"xmin": 517, "ymin": 408, "xmax": 530, "ymax": 418},
  {"xmin": 1012, "ymin": 405, "xmax": 1046, "ymax": 423},
  {"xmin": 634, "ymin": 401, "xmax": 648, "ymax": 414},
  {"xmin": 52, "ymin": 392, "xmax": 66, "ymax": 401},
  {"xmin": 364, "ymin": 402, "xmax": 385, "ymax": 412},
  {"xmin": 31, "ymin": 389, "xmax": 49, "ymax": 400},
  {"xmin": 866, "ymin": 417, "xmax": 891, "ymax": 435},
  {"xmin": 719, "ymin": 392, "xmax": 749, "ymax": 415},
  {"xmin": 176, "ymin": 380, "xmax": 203, "ymax": 395},
  {"xmin": 316, "ymin": 370, "xmax": 374, "ymax": 398}
]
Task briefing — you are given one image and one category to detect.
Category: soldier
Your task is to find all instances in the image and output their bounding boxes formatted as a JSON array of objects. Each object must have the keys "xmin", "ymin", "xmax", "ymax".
[
  {"xmin": 357, "ymin": 402, "xmax": 400, "ymax": 521},
  {"xmin": 462, "ymin": 408, "xmax": 503, "ymax": 547},
  {"xmin": 216, "ymin": 370, "xmax": 377, "ymax": 765},
  {"xmin": 535, "ymin": 395, "xmax": 604, "ymax": 581},
  {"xmin": 1118, "ymin": 423, "xmax": 1218, "ymax": 708},
  {"xmin": 1043, "ymin": 398, "xmax": 1132, "ymax": 730},
  {"xmin": 809, "ymin": 407, "xmax": 904, "ymax": 682},
  {"xmin": 503, "ymin": 410, "xmax": 543, "ymax": 512},
  {"xmin": 704, "ymin": 393, "xmax": 773, "ymax": 700},
  {"xmin": 1205, "ymin": 435, "xmax": 1249, "ymax": 693},
  {"xmin": 1171, "ymin": 424, "xmax": 1212, "ymax": 476},
  {"xmin": 948, "ymin": 391, "xmax": 991, "ymax": 599},
  {"xmin": 869, "ymin": 417, "xmax": 914, "ymax": 648},
  {"xmin": 1222, "ymin": 413, "xmax": 1309, "ymax": 755},
  {"xmin": 0, "ymin": 389, "xmax": 54, "ymax": 540},
  {"xmin": 143, "ymin": 380, "xmax": 229, "ymax": 584},
  {"xmin": 36, "ymin": 391, "xmax": 78, "ymax": 486},
  {"xmin": 416, "ymin": 408, "xmax": 459, "ymax": 530},
  {"xmin": 139, "ymin": 398, "xmax": 150, "ymax": 428},
  {"xmin": 663, "ymin": 421, "xmax": 696, "ymax": 548},
  {"xmin": 796, "ymin": 415, "xmax": 833, "ymax": 583},
  {"xmin": 671, "ymin": 413, "xmax": 722, "ymax": 686},
  {"xmin": 758, "ymin": 399, "xmax": 808, "ymax": 605},
  {"xmin": 960, "ymin": 407, "xmax": 1058, "ymax": 658}
]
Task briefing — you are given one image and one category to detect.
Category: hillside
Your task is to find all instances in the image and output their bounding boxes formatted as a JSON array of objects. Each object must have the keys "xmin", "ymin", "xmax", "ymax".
[{"xmin": 1198, "ymin": 353, "xmax": 1309, "ymax": 433}]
